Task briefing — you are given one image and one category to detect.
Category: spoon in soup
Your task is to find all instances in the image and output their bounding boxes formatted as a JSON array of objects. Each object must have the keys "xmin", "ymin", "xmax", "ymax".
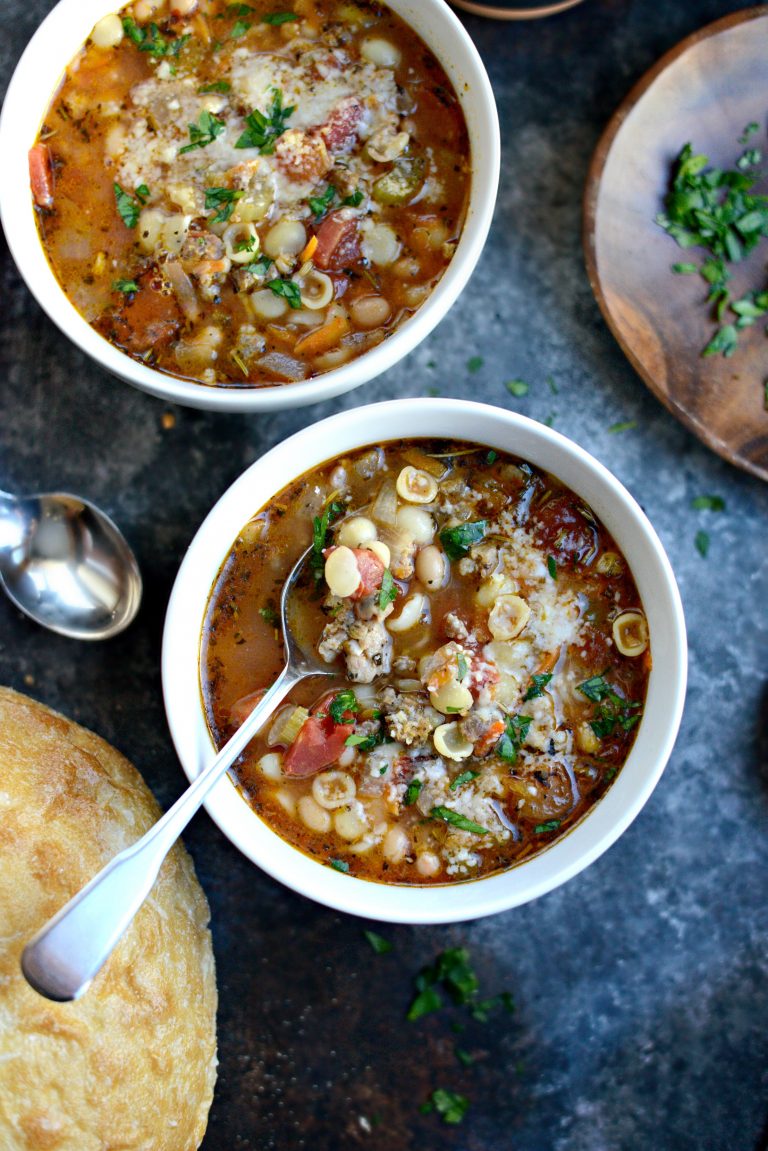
[
  {"xmin": 0, "ymin": 487, "xmax": 142, "ymax": 640},
  {"xmin": 22, "ymin": 543, "xmax": 336, "ymax": 1002}
]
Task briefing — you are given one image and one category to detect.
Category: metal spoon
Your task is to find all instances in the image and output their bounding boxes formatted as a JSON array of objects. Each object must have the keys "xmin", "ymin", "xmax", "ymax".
[
  {"xmin": 0, "ymin": 488, "xmax": 142, "ymax": 640},
  {"xmin": 22, "ymin": 544, "xmax": 335, "ymax": 1002}
]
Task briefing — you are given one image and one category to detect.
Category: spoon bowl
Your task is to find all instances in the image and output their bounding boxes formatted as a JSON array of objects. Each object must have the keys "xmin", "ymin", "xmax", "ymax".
[{"xmin": 0, "ymin": 489, "xmax": 142, "ymax": 640}]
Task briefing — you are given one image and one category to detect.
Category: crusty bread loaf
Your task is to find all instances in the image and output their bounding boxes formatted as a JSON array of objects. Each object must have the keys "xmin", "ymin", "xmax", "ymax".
[{"xmin": 0, "ymin": 687, "xmax": 217, "ymax": 1150}]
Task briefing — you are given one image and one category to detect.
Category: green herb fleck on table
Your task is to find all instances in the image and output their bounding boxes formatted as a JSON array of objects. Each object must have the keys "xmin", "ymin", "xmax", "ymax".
[
  {"xmin": 691, "ymin": 495, "xmax": 725, "ymax": 511},
  {"xmin": 466, "ymin": 355, "xmax": 483, "ymax": 373},
  {"xmin": 421, "ymin": 1089, "xmax": 469, "ymax": 1125},
  {"xmin": 363, "ymin": 930, "xmax": 392, "ymax": 954},
  {"xmin": 695, "ymin": 529, "xmax": 710, "ymax": 558},
  {"xmin": 180, "ymin": 110, "xmax": 226, "ymax": 154},
  {"xmin": 505, "ymin": 378, "xmax": 528, "ymax": 397},
  {"xmin": 236, "ymin": 87, "xmax": 294, "ymax": 152},
  {"xmin": 608, "ymin": 420, "xmax": 637, "ymax": 434},
  {"xmin": 455, "ymin": 1046, "xmax": 475, "ymax": 1067},
  {"xmin": 543, "ymin": 412, "xmax": 556, "ymax": 427}
]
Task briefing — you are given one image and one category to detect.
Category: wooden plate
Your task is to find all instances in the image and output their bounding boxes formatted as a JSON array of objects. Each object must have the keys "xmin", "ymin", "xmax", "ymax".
[{"xmin": 584, "ymin": 7, "xmax": 768, "ymax": 482}]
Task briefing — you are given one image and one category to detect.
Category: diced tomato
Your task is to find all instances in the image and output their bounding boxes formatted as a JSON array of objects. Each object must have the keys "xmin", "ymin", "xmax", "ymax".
[
  {"xmin": 228, "ymin": 689, "xmax": 266, "ymax": 728},
  {"xmin": 283, "ymin": 693, "xmax": 354, "ymax": 778},
  {"xmin": 349, "ymin": 548, "xmax": 385, "ymax": 600},
  {"xmin": 470, "ymin": 660, "xmax": 500, "ymax": 700},
  {"xmin": 29, "ymin": 144, "xmax": 54, "ymax": 209},
  {"xmin": 313, "ymin": 212, "xmax": 360, "ymax": 271},
  {"xmin": 473, "ymin": 720, "xmax": 506, "ymax": 757},
  {"xmin": 319, "ymin": 97, "xmax": 363, "ymax": 153}
]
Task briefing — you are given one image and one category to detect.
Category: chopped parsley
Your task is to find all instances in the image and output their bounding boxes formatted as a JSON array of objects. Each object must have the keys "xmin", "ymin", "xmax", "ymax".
[
  {"xmin": 456, "ymin": 653, "xmax": 468, "ymax": 682},
  {"xmin": 524, "ymin": 672, "xmax": 553, "ymax": 701},
  {"xmin": 608, "ymin": 420, "xmax": 637, "ymax": 434},
  {"xmin": 235, "ymin": 233, "xmax": 258, "ymax": 253},
  {"xmin": 122, "ymin": 17, "xmax": 189, "ymax": 57},
  {"xmin": 308, "ymin": 185, "xmax": 336, "ymax": 218},
  {"xmin": 328, "ymin": 690, "xmax": 358, "ymax": 724},
  {"xmin": 230, "ymin": 17, "xmax": 251, "ymax": 37},
  {"xmin": 421, "ymin": 1089, "xmax": 469, "ymax": 1125},
  {"xmin": 407, "ymin": 948, "xmax": 480, "ymax": 1021},
  {"xmin": 466, "ymin": 355, "xmax": 484, "ymax": 373},
  {"xmin": 403, "ymin": 779, "xmax": 422, "ymax": 806},
  {"xmin": 495, "ymin": 714, "xmax": 532, "ymax": 764},
  {"xmin": 439, "ymin": 520, "xmax": 487, "ymax": 561},
  {"xmin": 430, "ymin": 807, "xmax": 488, "ymax": 835},
  {"xmin": 198, "ymin": 80, "xmax": 231, "ymax": 94},
  {"xmin": 486, "ymin": 449, "xmax": 498, "ymax": 464},
  {"xmin": 112, "ymin": 279, "xmax": 138, "ymax": 294},
  {"xmin": 345, "ymin": 732, "xmax": 373, "ymax": 747},
  {"xmin": 311, "ymin": 500, "xmax": 343, "ymax": 582},
  {"xmin": 258, "ymin": 601, "xmax": 279, "ymax": 627},
  {"xmin": 242, "ymin": 255, "xmax": 274, "ymax": 277},
  {"xmin": 469, "ymin": 991, "xmax": 515, "ymax": 1022},
  {"xmin": 113, "ymin": 182, "xmax": 141, "ymax": 228},
  {"xmin": 691, "ymin": 494, "xmax": 725, "ymax": 511},
  {"xmin": 204, "ymin": 186, "xmax": 243, "ymax": 224},
  {"xmin": 134, "ymin": 183, "xmax": 150, "ymax": 204},
  {"xmin": 236, "ymin": 87, "xmax": 294, "ymax": 153},
  {"xmin": 179, "ymin": 109, "xmax": 226, "ymax": 154},
  {"xmin": 263, "ymin": 10, "xmax": 299, "ymax": 22},
  {"xmin": 343, "ymin": 188, "xmax": 365, "ymax": 207},
  {"xmin": 267, "ymin": 278, "xmax": 302, "ymax": 308},
  {"xmin": 695, "ymin": 529, "xmax": 710, "ymax": 558},
  {"xmin": 657, "ymin": 135, "xmax": 768, "ymax": 367},
  {"xmin": 505, "ymin": 378, "xmax": 528, "ymax": 397},
  {"xmin": 450, "ymin": 770, "xmax": 479, "ymax": 791},
  {"xmin": 378, "ymin": 569, "xmax": 397, "ymax": 611},
  {"xmin": 547, "ymin": 555, "xmax": 557, "ymax": 579},
  {"xmin": 577, "ymin": 674, "xmax": 642, "ymax": 739},
  {"xmin": 363, "ymin": 930, "xmax": 392, "ymax": 954},
  {"xmin": 329, "ymin": 858, "xmax": 350, "ymax": 873},
  {"xmin": 534, "ymin": 819, "xmax": 561, "ymax": 834}
]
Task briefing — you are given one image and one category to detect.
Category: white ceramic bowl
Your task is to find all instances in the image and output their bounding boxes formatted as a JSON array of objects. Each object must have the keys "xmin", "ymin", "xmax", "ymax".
[
  {"xmin": 162, "ymin": 399, "xmax": 687, "ymax": 922},
  {"xmin": 0, "ymin": 1, "xmax": 499, "ymax": 413}
]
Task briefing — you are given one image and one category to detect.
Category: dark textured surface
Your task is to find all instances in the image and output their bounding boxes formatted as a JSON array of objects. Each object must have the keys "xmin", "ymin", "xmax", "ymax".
[{"xmin": 1, "ymin": 3, "xmax": 767, "ymax": 1149}]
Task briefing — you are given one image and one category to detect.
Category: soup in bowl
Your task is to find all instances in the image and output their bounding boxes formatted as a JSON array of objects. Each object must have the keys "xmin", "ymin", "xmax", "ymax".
[
  {"xmin": 162, "ymin": 400, "xmax": 687, "ymax": 922},
  {"xmin": 0, "ymin": 0, "xmax": 498, "ymax": 411}
]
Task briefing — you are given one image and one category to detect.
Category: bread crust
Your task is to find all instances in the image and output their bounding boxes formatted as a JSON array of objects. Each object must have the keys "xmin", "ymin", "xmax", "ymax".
[{"xmin": 0, "ymin": 687, "xmax": 217, "ymax": 1151}]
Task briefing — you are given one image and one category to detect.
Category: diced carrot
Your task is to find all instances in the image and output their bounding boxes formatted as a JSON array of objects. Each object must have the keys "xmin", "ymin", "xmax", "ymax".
[
  {"xmin": 265, "ymin": 324, "xmax": 298, "ymax": 350},
  {"xmin": 28, "ymin": 144, "xmax": 54, "ymax": 209},
  {"xmin": 300, "ymin": 234, "xmax": 318, "ymax": 264},
  {"xmin": 294, "ymin": 314, "xmax": 349, "ymax": 358},
  {"xmin": 474, "ymin": 720, "xmax": 506, "ymax": 757}
]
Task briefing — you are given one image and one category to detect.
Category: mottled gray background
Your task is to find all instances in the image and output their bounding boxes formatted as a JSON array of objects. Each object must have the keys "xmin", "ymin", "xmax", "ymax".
[{"xmin": 1, "ymin": 2, "xmax": 767, "ymax": 1149}]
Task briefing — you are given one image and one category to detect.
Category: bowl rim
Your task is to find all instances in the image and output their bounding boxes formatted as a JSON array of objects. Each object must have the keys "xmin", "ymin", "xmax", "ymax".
[
  {"xmin": 0, "ymin": 0, "xmax": 500, "ymax": 412},
  {"xmin": 162, "ymin": 398, "xmax": 688, "ymax": 923}
]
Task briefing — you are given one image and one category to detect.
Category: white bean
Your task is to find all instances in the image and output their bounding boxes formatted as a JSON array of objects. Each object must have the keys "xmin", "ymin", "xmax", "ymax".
[
  {"xmin": 325, "ymin": 546, "xmax": 362, "ymax": 598},
  {"xmin": 264, "ymin": 218, "xmax": 307, "ymax": 259},
  {"xmin": 298, "ymin": 794, "xmax": 332, "ymax": 833},
  {"xmin": 337, "ymin": 516, "xmax": 377, "ymax": 549},
  {"xmin": 138, "ymin": 208, "xmax": 167, "ymax": 253},
  {"xmin": 161, "ymin": 213, "xmax": 191, "ymax": 256},
  {"xmin": 312, "ymin": 771, "xmax": 357, "ymax": 810},
  {"xmin": 91, "ymin": 14, "xmax": 124, "ymax": 47},
  {"xmin": 416, "ymin": 851, "xmax": 441, "ymax": 877},
  {"xmin": 350, "ymin": 296, "xmax": 391, "ymax": 329},
  {"xmin": 273, "ymin": 788, "xmax": 296, "ymax": 817},
  {"xmin": 134, "ymin": 0, "xmax": 166, "ymax": 21},
  {"xmin": 258, "ymin": 752, "xmax": 283, "ymax": 780},
  {"xmin": 334, "ymin": 807, "xmax": 368, "ymax": 841},
  {"xmin": 396, "ymin": 505, "xmax": 435, "ymax": 545},
  {"xmin": 363, "ymin": 540, "xmax": 391, "ymax": 568},
  {"xmin": 249, "ymin": 288, "xmax": 288, "ymax": 320},
  {"xmin": 415, "ymin": 545, "xmax": 446, "ymax": 589},
  {"xmin": 360, "ymin": 36, "xmax": 401, "ymax": 68},
  {"xmin": 387, "ymin": 592, "xmax": 426, "ymax": 633},
  {"xmin": 170, "ymin": 0, "xmax": 198, "ymax": 14},
  {"xmin": 382, "ymin": 825, "xmax": 410, "ymax": 864},
  {"xmin": 363, "ymin": 223, "xmax": 401, "ymax": 267}
]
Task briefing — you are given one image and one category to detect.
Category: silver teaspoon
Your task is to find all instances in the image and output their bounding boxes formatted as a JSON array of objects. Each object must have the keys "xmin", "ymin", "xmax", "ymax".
[
  {"xmin": 22, "ymin": 544, "xmax": 335, "ymax": 1002},
  {"xmin": 0, "ymin": 488, "xmax": 142, "ymax": 640}
]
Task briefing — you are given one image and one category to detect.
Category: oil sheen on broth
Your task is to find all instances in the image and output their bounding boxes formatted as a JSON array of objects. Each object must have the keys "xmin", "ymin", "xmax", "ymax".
[
  {"xmin": 30, "ymin": 0, "xmax": 470, "ymax": 387},
  {"xmin": 202, "ymin": 440, "xmax": 651, "ymax": 884}
]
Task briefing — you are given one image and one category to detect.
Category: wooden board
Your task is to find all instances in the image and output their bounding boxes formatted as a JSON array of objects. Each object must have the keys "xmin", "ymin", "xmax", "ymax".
[{"xmin": 584, "ymin": 7, "xmax": 768, "ymax": 482}]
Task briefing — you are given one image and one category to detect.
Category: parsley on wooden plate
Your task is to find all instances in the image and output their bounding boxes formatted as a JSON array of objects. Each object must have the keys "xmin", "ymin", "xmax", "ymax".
[
  {"xmin": 363, "ymin": 930, "xmax": 392, "ymax": 954},
  {"xmin": 421, "ymin": 1089, "xmax": 469, "ymax": 1125}
]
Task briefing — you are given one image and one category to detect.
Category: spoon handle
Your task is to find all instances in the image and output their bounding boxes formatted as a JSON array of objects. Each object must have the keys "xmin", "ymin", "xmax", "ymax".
[{"xmin": 21, "ymin": 663, "xmax": 302, "ymax": 1002}]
